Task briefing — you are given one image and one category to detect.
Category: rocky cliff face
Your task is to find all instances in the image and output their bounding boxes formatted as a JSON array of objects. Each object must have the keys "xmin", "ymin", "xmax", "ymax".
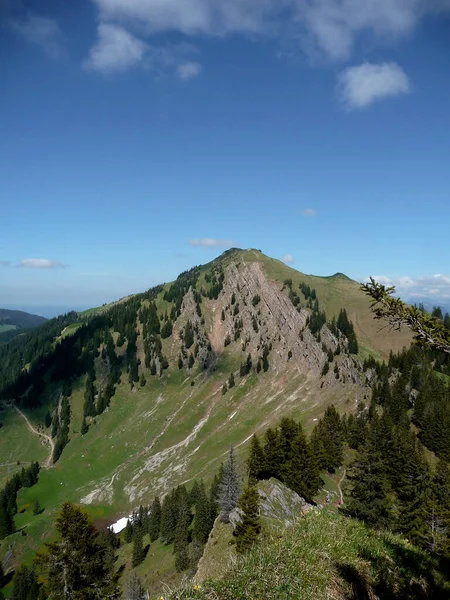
[{"xmin": 180, "ymin": 258, "xmax": 365, "ymax": 389}]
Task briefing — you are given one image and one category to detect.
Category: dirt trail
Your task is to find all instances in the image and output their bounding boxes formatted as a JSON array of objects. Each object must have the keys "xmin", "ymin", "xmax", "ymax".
[
  {"xmin": 337, "ymin": 468, "xmax": 346, "ymax": 505},
  {"xmin": 15, "ymin": 407, "xmax": 54, "ymax": 468}
]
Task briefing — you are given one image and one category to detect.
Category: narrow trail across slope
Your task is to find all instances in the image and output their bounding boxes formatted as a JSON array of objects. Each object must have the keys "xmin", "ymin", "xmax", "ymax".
[
  {"xmin": 15, "ymin": 407, "xmax": 54, "ymax": 468},
  {"xmin": 337, "ymin": 468, "xmax": 346, "ymax": 505}
]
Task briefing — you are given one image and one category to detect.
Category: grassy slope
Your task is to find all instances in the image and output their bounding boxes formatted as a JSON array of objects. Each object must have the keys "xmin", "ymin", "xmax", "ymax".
[
  {"xmin": 172, "ymin": 509, "xmax": 450, "ymax": 600},
  {"xmin": 0, "ymin": 409, "xmax": 48, "ymax": 487}
]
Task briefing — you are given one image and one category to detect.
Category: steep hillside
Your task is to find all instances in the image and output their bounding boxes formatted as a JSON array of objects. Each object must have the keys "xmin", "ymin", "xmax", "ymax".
[{"xmin": 0, "ymin": 249, "xmax": 414, "ymax": 593}]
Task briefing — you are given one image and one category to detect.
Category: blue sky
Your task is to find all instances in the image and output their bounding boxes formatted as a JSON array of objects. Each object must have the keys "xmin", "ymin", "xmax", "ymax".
[{"xmin": 1, "ymin": 0, "xmax": 450, "ymax": 315}]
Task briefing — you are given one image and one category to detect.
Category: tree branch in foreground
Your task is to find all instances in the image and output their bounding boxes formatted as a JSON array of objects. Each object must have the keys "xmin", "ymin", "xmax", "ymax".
[{"xmin": 361, "ymin": 278, "xmax": 450, "ymax": 355}]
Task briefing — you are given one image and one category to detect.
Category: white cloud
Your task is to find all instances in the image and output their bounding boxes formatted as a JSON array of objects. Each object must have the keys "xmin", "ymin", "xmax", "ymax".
[
  {"xmin": 84, "ymin": 23, "xmax": 148, "ymax": 72},
  {"xmin": 337, "ymin": 62, "xmax": 411, "ymax": 109},
  {"xmin": 281, "ymin": 254, "xmax": 294, "ymax": 264},
  {"xmin": 11, "ymin": 13, "xmax": 63, "ymax": 57},
  {"xmin": 84, "ymin": 23, "xmax": 203, "ymax": 77},
  {"xmin": 90, "ymin": 0, "xmax": 450, "ymax": 61},
  {"xmin": 301, "ymin": 208, "xmax": 316, "ymax": 217},
  {"xmin": 18, "ymin": 259, "xmax": 64, "ymax": 269},
  {"xmin": 365, "ymin": 274, "xmax": 450, "ymax": 301},
  {"xmin": 189, "ymin": 238, "xmax": 235, "ymax": 248},
  {"xmin": 177, "ymin": 61, "xmax": 202, "ymax": 81}
]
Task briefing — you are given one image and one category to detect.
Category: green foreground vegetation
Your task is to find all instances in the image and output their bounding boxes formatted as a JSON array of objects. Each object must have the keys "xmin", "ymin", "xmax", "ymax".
[{"xmin": 172, "ymin": 509, "xmax": 450, "ymax": 600}]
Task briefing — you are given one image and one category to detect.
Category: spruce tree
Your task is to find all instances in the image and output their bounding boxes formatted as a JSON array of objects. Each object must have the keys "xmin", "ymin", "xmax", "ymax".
[
  {"xmin": 36, "ymin": 502, "xmax": 119, "ymax": 598},
  {"xmin": 132, "ymin": 526, "xmax": 144, "ymax": 568},
  {"xmin": 193, "ymin": 481, "xmax": 212, "ymax": 544},
  {"xmin": 33, "ymin": 499, "xmax": 41, "ymax": 515},
  {"xmin": 343, "ymin": 437, "xmax": 392, "ymax": 528},
  {"xmin": 262, "ymin": 428, "xmax": 283, "ymax": 479},
  {"xmin": 11, "ymin": 565, "xmax": 40, "ymax": 600},
  {"xmin": 124, "ymin": 518, "xmax": 133, "ymax": 543},
  {"xmin": 247, "ymin": 434, "xmax": 265, "ymax": 480},
  {"xmin": 80, "ymin": 417, "xmax": 88, "ymax": 435},
  {"xmin": 148, "ymin": 497, "xmax": 162, "ymax": 542},
  {"xmin": 123, "ymin": 571, "xmax": 146, "ymax": 600},
  {"xmin": 218, "ymin": 447, "xmax": 241, "ymax": 523},
  {"xmin": 173, "ymin": 490, "xmax": 191, "ymax": 572},
  {"xmin": 429, "ymin": 459, "xmax": 450, "ymax": 556},
  {"xmin": 160, "ymin": 490, "xmax": 178, "ymax": 545},
  {"xmin": 233, "ymin": 481, "xmax": 261, "ymax": 554}
]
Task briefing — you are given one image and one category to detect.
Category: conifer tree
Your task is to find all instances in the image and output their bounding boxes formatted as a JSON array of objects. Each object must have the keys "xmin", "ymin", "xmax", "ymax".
[
  {"xmin": 233, "ymin": 481, "xmax": 261, "ymax": 554},
  {"xmin": 33, "ymin": 499, "xmax": 41, "ymax": 515},
  {"xmin": 343, "ymin": 437, "xmax": 392, "ymax": 528},
  {"xmin": 247, "ymin": 434, "xmax": 265, "ymax": 480},
  {"xmin": 218, "ymin": 447, "xmax": 241, "ymax": 523},
  {"xmin": 173, "ymin": 490, "xmax": 191, "ymax": 572},
  {"xmin": 132, "ymin": 526, "xmax": 145, "ymax": 568},
  {"xmin": 193, "ymin": 481, "xmax": 212, "ymax": 544},
  {"xmin": 80, "ymin": 417, "xmax": 88, "ymax": 435},
  {"xmin": 36, "ymin": 502, "xmax": 119, "ymax": 598},
  {"xmin": 262, "ymin": 428, "xmax": 282, "ymax": 479},
  {"xmin": 0, "ymin": 501, "xmax": 14, "ymax": 540},
  {"xmin": 148, "ymin": 497, "xmax": 161, "ymax": 542},
  {"xmin": 124, "ymin": 519, "xmax": 133, "ymax": 543},
  {"xmin": 123, "ymin": 572, "xmax": 146, "ymax": 600},
  {"xmin": 209, "ymin": 464, "xmax": 224, "ymax": 522},
  {"xmin": 160, "ymin": 491, "xmax": 178, "ymax": 545},
  {"xmin": 11, "ymin": 565, "xmax": 40, "ymax": 600},
  {"xmin": 429, "ymin": 459, "xmax": 450, "ymax": 556}
]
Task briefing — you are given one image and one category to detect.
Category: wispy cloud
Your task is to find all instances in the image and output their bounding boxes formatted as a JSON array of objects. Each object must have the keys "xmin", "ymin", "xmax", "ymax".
[
  {"xmin": 177, "ymin": 61, "xmax": 202, "ymax": 81},
  {"xmin": 91, "ymin": 0, "xmax": 450, "ymax": 62},
  {"xmin": 337, "ymin": 62, "xmax": 411, "ymax": 109},
  {"xmin": 84, "ymin": 23, "xmax": 203, "ymax": 78},
  {"xmin": 11, "ymin": 13, "xmax": 64, "ymax": 57},
  {"xmin": 281, "ymin": 254, "xmax": 294, "ymax": 264},
  {"xmin": 0, "ymin": 261, "xmax": 11, "ymax": 267},
  {"xmin": 365, "ymin": 274, "xmax": 450, "ymax": 302},
  {"xmin": 18, "ymin": 259, "xmax": 64, "ymax": 269},
  {"xmin": 301, "ymin": 208, "xmax": 316, "ymax": 217},
  {"xmin": 189, "ymin": 238, "xmax": 235, "ymax": 248}
]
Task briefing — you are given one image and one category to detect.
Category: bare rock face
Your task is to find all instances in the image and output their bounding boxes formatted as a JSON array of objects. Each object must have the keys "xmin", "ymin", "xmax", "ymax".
[
  {"xmin": 257, "ymin": 478, "xmax": 312, "ymax": 526},
  {"xmin": 176, "ymin": 258, "xmax": 368, "ymax": 394}
]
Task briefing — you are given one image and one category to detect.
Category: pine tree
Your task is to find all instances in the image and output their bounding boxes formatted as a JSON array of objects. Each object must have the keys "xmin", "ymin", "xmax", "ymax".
[
  {"xmin": 233, "ymin": 481, "xmax": 261, "ymax": 554},
  {"xmin": 218, "ymin": 447, "xmax": 241, "ymax": 523},
  {"xmin": 247, "ymin": 435, "xmax": 265, "ymax": 480},
  {"xmin": 80, "ymin": 417, "xmax": 88, "ymax": 435},
  {"xmin": 11, "ymin": 565, "xmax": 40, "ymax": 600},
  {"xmin": 281, "ymin": 426, "xmax": 318, "ymax": 501},
  {"xmin": 0, "ymin": 502, "xmax": 14, "ymax": 540},
  {"xmin": 148, "ymin": 497, "xmax": 161, "ymax": 542},
  {"xmin": 124, "ymin": 518, "xmax": 133, "ymax": 543},
  {"xmin": 33, "ymin": 499, "xmax": 41, "ymax": 515},
  {"xmin": 193, "ymin": 481, "xmax": 212, "ymax": 544},
  {"xmin": 343, "ymin": 437, "xmax": 392, "ymax": 528},
  {"xmin": 160, "ymin": 490, "xmax": 178, "ymax": 545},
  {"xmin": 132, "ymin": 526, "xmax": 144, "ymax": 568},
  {"xmin": 173, "ymin": 490, "xmax": 191, "ymax": 572},
  {"xmin": 123, "ymin": 571, "xmax": 146, "ymax": 600},
  {"xmin": 209, "ymin": 464, "xmax": 224, "ymax": 522},
  {"xmin": 36, "ymin": 502, "xmax": 119, "ymax": 598},
  {"xmin": 429, "ymin": 459, "xmax": 450, "ymax": 556},
  {"xmin": 262, "ymin": 428, "xmax": 282, "ymax": 479}
]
